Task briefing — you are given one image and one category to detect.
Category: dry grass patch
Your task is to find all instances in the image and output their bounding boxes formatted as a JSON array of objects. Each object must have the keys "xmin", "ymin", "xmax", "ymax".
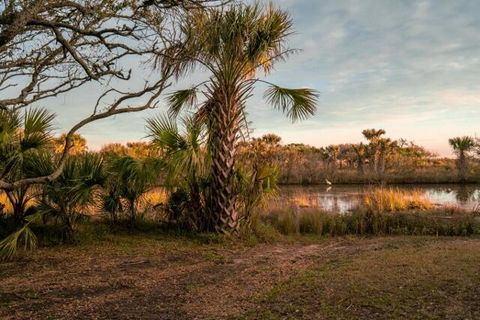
[{"xmin": 363, "ymin": 187, "xmax": 432, "ymax": 213}]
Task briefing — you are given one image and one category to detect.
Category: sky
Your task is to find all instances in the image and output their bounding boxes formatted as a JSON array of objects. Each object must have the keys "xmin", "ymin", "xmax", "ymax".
[{"xmin": 45, "ymin": 0, "xmax": 480, "ymax": 157}]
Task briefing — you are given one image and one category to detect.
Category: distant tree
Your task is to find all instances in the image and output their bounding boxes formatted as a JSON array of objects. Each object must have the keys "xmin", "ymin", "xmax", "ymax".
[
  {"xmin": 449, "ymin": 136, "xmax": 475, "ymax": 183},
  {"xmin": 100, "ymin": 144, "xmax": 129, "ymax": 157},
  {"xmin": 53, "ymin": 134, "xmax": 87, "ymax": 155},
  {"xmin": 125, "ymin": 142, "xmax": 157, "ymax": 159},
  {"xmin": 261, "ymin": 134, "xmax": 282, "ymax": 145},
  {"xmin": 362, "ymin": 128, "xmax": 386, "ymax": 174},
  {"xmin": 377, "ymin": 138, "xmax": 397, "ymax": 175},
  {"xmin": 352, "ymin": 143, "xmax": 367, "ymax": 175},
  {"xmin": 326, "ymin": 145, "xmax": 340, "ymax": 172}
]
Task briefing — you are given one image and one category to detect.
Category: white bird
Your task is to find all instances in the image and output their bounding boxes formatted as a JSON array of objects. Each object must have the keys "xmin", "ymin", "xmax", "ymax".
[{"xmin": 325, "ymin": 179, "xmax": 332, "ymax": 185}]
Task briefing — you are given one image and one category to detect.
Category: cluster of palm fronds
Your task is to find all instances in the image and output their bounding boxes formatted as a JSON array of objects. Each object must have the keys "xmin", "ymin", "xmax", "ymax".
[{"xmin": 0, "ymin": 108, "xmax": 163, "ymax": 259}]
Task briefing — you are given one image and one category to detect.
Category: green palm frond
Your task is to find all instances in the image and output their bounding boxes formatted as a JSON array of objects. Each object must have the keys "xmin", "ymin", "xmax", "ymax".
[
  {"xmin": 167, "ymin": 88, "xmax": 199, "ymax": 118},
  {"xmin": 20, "ymin": 108, "xmax": 55, "ymax": 152},
  {"xmin": 146, "ymin": 115, "xmax": 186, "ymax": 152},
  {"xmin": 0, "ymin": 224, "xmax": 37, "ymax": 261},
  {"xmin": 39, "ymin": 153, "xmax": 106, "ymax": 226},
  {"xmin": 0, "ymin": 109, "xmax": 21, "ymax": 143},
  {"xmin": 21, "ymin": 150, "xmax": 55, "ymax": 178},
  {"xmin": 147, "ymin": 114, "xmax": 207, "ymax": 188},
  {"xmin": 264, "ymin": 85, "xmax": 318, "ymax": 122},
  {"xmin": 449, "ymin": 136, "xmax": 476, "ymax": 153},
  {"xmin": 108, "ymin": 155, "xmax": 160, "ymax": 197},
  {"xmin": 23, "ymin": 108, "xmax": 55, "ymax": 136}
]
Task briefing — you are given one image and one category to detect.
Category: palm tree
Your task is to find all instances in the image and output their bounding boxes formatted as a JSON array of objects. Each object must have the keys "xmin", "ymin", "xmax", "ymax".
[
  {"xmin": 362, "ymin": 128, "xmax": 386, "ymax": 174},
  {"xmin": 167, "ymin": 4, "xmax": 318, "ymax": 232},
  {"xmin": 377, "ymin": 138, "xmax": 397, "ymax": 176},
  {"xmin": 36, "ymin": 153, "xmax": 105, "ymax": 240},
  {"xmin": 449, "ymin": 136, "xmax": 475, "ymax": 183},
  {"xmin": 352, "ymin": 143, "xmax": 367, "ymax": 175}
]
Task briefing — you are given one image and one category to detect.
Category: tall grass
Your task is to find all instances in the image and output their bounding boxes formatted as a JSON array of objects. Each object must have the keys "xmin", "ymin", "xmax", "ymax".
[
  {"xmin": 363, "ymin": 187, "xmax": 432, "ymax": 213},
  {"xmin": 258, "ymin": 208, "xmax": 479, "ymax": 237},
  {"xmin": 255, "ymin": 188, "xmax": 478, "ymax": 237}
]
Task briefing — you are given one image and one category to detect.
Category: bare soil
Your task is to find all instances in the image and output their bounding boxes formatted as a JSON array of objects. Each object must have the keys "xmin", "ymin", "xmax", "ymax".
[{"xmin": 1, "ymin": 235, "xmax": 479, "ymax": 319}]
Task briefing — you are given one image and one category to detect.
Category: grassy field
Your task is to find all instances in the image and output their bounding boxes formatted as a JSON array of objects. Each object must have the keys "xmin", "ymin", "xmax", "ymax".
[{"xmin": 1, "ymin": 229, "xmax": 479, "ymax": 320}]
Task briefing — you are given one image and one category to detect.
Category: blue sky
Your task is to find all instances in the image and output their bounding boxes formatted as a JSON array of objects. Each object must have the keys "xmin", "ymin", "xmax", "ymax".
[{"xmin": 47, "ymin": 0, "xmax": 480, "ymax": 157}]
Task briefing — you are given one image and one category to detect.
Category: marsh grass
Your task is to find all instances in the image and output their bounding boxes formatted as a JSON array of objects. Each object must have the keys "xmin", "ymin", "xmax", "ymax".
[
  {"xmin": 252, "ymin": 187, "xmax": 479, "ymax": 238},
  {"xmin": 363, "ymin": 187, "xmax": 432, "ymax": 213},
  {"xmin": 259, "ymin": 208, "xmax": 479, "ymax": 237}
]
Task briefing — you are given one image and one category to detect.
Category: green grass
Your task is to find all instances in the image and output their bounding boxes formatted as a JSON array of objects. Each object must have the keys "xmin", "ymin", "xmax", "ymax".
[{"xmin": 236, "ymin": 237, "xmax": 480, "ymax": 320}]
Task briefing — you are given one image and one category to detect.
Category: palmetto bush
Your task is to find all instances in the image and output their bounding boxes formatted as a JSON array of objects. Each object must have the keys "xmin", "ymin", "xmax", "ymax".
[
  {"xmin": 101, "ymin": 154, "xmax": 162, "ymax": 227},
  {"xmin": 0, "ymin": 152, "xmax": 105, "ymax": 259},
  {"xmin": 0, "ymin": 108, "xmax": 56, "ymax": 225},
  {"xmin": 35, "ymin": 153, "xmax": 105, "ymax": 241},
  {"xmin": 147, "ymin": 115, "xmax": 210, "ymax": 230}
]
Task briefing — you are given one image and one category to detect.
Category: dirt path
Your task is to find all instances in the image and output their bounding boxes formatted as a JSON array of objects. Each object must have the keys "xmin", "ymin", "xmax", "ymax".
[{"xmin": 1, "ymin": 237, "xmax": 477, "ymax": 319}]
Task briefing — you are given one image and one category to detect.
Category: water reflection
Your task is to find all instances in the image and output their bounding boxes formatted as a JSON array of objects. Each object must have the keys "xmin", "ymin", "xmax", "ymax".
[{"xmin": 278, "ymin": 184, "xmax": 480, "ymax": 213}]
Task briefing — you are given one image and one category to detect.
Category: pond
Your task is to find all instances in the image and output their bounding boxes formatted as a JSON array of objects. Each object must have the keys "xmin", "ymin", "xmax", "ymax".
[{"xmin": 277, "ymin": 184, "xmax": 480, "ymax": 213}]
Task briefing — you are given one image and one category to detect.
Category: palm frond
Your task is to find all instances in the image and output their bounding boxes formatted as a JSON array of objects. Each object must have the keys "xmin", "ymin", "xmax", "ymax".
[
  {"xmin": 449, "ymin": 136, "xmax": 476, "ymax": 152},
  {"xmin": 264, "ymin": 85, "xmax": 318, "ymax": 122},
  {"xmin": 147, "ymin": 114, "xmax": 208, "ymax": 189},
  {"xmin": 20, "ymin": 108, "xmax": 55, "ymax": 152},
  {"xmin": 0, "ymin": 109, "xmax": 21, "ymax": 143},
  {"xmin": 23, "ymin": 108, "xmax": 55, "ymax": 136},
  {"xmin": 166, "ymin": 88, "xmax": 199, "ymax": 118},
  {"xmin": 0, "ymin": 224, "xmax": 37, "ymax": 261},
  {"xmin": 22, "ymin": 150, "xmax": 55, "ymax": 178}
]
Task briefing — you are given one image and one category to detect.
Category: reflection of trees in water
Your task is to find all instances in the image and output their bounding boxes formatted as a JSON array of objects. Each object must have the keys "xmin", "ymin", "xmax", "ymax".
[
  {"xmin": 280, "ymin": 185, "xmax": 480, "ymax": 210},
  {"xmin": 455, "ymin": 186, "xmax": 476, "ymax": 204}
]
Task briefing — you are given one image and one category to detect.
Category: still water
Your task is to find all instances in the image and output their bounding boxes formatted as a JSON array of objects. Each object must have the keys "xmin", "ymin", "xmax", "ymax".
[{"xmin": 278, "ymin": 184, "xmax": 480, "ymax": 213}]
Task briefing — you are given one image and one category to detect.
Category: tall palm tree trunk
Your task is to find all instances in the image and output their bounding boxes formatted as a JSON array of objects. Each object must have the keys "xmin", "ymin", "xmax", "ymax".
[
  {"xmin": 208, "ymin": 94, "xmax": 241, "ymax": 233},
  {"xmin": 458, "ymin": 151, "xmax": 467, "ymax": 183}
]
